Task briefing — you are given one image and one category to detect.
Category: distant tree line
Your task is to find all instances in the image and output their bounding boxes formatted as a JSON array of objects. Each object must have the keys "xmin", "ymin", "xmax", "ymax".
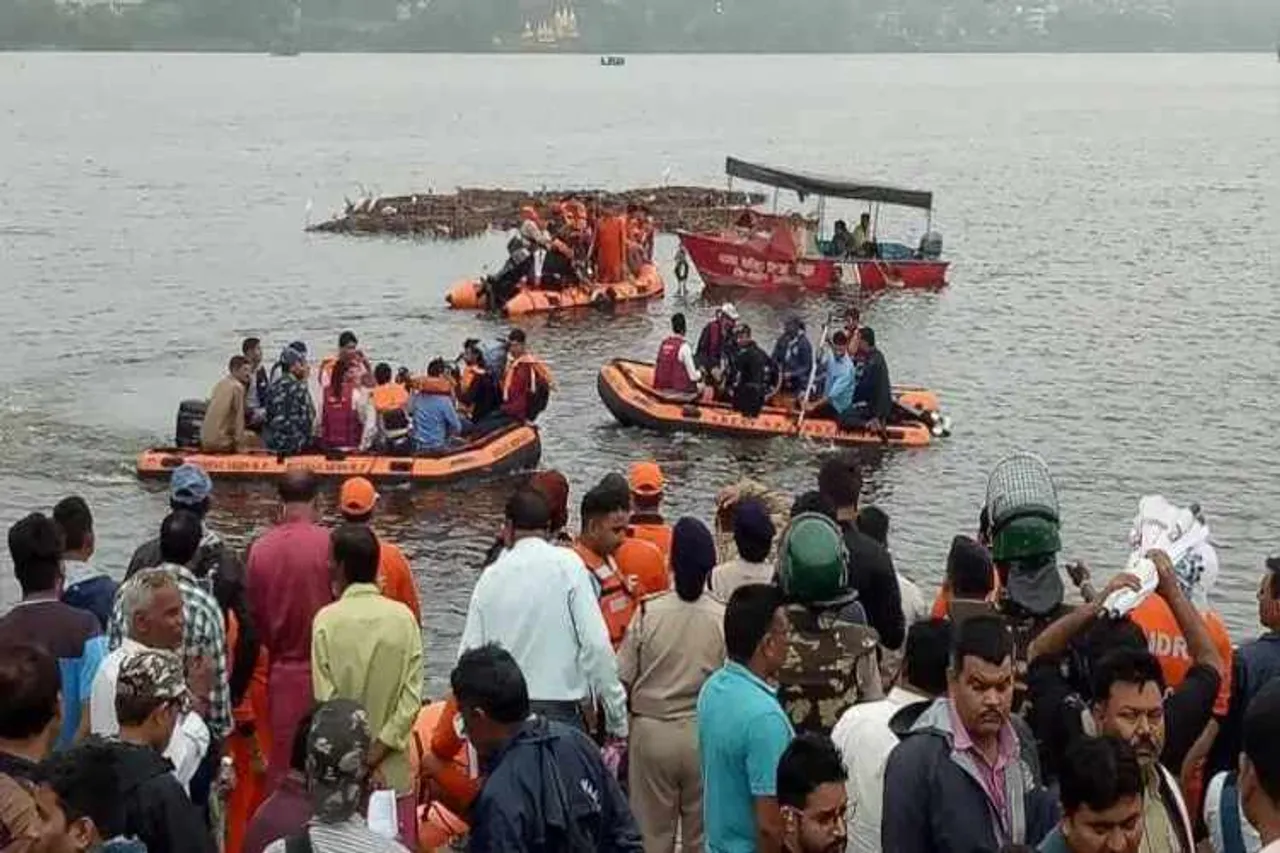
[{"xmin": 0, "ymin": 0, "xmax": 1273, "ymax": 51}]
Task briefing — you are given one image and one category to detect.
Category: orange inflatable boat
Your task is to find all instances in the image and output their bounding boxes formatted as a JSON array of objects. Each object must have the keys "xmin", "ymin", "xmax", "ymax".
[
  {"xmin": 136, "ymin": 423, "xmax": 541, "ymax": 484},
  {"xmin": 597, "ymin": 359, "xmax": 950, "ymax": 448},
  {"xmin": 409, "ymin": 700, "xmax": 473, "ymax": 851},
  {"xmin": 446, "ymin": 263, "xmax": 665, "ymax": 316}
]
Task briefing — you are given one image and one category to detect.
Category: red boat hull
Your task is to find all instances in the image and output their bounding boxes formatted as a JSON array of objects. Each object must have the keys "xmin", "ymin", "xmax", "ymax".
[{"xmin": 679, "ymin": 230, "xmax": 949, "ymax": 292}]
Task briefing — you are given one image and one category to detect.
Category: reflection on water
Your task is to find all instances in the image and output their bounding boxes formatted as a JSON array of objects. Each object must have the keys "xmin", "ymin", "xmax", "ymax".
[{"xmin": 1, "ymin": 52, "xmax": 1277, "ymax": 692}]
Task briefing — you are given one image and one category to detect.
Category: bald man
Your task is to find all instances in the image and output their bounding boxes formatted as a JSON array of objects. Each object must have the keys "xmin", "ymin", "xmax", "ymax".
[{"xmin": 244, "ymin": 470, "xmax": 334, "ymax": 788}]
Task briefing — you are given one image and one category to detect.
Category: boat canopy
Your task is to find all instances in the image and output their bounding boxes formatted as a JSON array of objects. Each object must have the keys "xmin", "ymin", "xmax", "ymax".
[{"xmin": 725, "ymin": 156, "xmax": 934, "ymax": 211}]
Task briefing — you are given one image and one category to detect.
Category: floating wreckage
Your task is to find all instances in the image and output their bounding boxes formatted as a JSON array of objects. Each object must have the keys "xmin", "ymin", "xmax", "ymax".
[{"xmin": 306, "ymin": 186, "xmax": 767, "ymax": 240}]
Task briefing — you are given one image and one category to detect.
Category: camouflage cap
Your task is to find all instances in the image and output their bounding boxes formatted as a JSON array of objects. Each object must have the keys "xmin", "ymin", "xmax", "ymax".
[
  {"xmin": 116, "ymin": 649, "xmax": 189, "ymax": 708},
  {"xmin": 306, "ymin": 699, "xmax": 372, "ymax": 821}
]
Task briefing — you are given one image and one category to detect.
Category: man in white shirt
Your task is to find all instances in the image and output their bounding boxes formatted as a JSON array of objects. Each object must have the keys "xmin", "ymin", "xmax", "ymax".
[
  {"xmin": 1240, "ymin": 681, "xmax": 1280, "ymax": 853},
  {"xmin": 708, "ymin": 498, "xmax": 776, "ymax": 605},
  {"xmin": 830, "ymin": 619, "xmax": 951, "ymax": 853},
  {"xmin": 90, "ymin": 567, "xmax": 210, "ymax": 790},
  {"xmin": 458, "ymin": 488, "xmax": 628, "ymax": 744}
]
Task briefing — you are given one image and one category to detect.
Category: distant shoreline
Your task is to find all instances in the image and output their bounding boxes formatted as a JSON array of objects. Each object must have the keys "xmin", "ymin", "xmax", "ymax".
[{"xmin": 1, "ymin": 45, "xmax": 1273, "ymax": 54}]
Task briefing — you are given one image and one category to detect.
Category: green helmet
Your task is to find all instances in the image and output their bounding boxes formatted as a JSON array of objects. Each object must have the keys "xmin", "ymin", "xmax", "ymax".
[{"xmin": 777, "ymin": 513, "xmax": 849, "ymax": 604}]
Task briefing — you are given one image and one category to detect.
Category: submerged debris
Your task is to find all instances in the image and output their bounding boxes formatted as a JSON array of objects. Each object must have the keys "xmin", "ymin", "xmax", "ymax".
[{"xmin": 306, "ymin": 186, "xmax": 768, "ymax": 239}]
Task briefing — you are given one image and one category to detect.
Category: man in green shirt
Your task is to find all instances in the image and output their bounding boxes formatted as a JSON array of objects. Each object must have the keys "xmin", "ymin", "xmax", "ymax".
[{"xmin": 311, "ymin": 524, "xmax": 423, "ymax": 847}]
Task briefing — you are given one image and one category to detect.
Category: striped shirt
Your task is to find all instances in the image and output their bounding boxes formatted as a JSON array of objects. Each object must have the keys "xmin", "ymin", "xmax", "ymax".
[
  {"xmin": 261, "ymin": 817, "xmax": 410, "ymax": 853},
  {"xmin": 109, "ymin": 563, "xmax": 231, "ymax": 738}
]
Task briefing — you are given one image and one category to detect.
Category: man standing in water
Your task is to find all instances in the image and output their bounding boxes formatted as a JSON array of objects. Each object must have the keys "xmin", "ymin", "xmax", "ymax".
[{"xmin": 245, "ymin": 470, "xmax": 333, "ymax": 789}]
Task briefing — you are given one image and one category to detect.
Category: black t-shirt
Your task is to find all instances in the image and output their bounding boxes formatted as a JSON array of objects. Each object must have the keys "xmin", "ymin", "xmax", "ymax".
[{"xmin": 839, "ymin": 523, "xmax": 904, "ymax": 650}]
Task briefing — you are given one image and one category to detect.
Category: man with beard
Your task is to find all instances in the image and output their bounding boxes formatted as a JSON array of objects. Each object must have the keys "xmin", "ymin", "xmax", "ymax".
[
  {"xmin": 1027, "ymin": 550, "xmax": 1223, "ymax": 852},
  {"xmin": 776, "ymin": 734, "xmax": 848, "ymax": 853},
  {"xmin": 882, "ymin": 614, "xmax": 1059, "ymax": 852},
  {"xmin": 1040, "ymin": 736, "xmax": 1145, "ymax": 853}
]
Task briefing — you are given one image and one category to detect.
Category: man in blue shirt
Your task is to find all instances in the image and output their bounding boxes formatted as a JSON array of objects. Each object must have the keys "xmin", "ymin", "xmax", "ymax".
[
  {"xmin": 409, "ymin": 359, "xmax": 466, "ymax": 452},
  {"xmin": 802, "ymin": 331, "xmax": 855, "ymax": 422},
  {"xmin": 697, "ymin": 583, "xmax": 794, "ymax": 853},
  {"xmin": 0, "ymin": 513, "xmax": 107, "ymax": 749}
]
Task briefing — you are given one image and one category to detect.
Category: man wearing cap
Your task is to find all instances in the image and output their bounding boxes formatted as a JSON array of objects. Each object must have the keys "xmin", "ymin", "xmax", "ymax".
[
  {"xmin": 109, "ymin": 513, "xmax": 230, "ymax": 760},
  {"xmin": 126, "ymin": 463, "xmax": 245, "ymax": 593},
  {"xmin": 201, "ymin": 355, "xmax": 255, "ymax": 453},
  {"xmin": 709, "ymin": 498, "xmax": 777, "ymax": 605},
  {"xmin": 775, "ymin": 513, "xmax": 882, "ymax": 736},
  {"xmin": 93, "ymin": 568, "xmax": 211, "ymax": 791},
  {"xmin": 311, "ymin": 525, "xmax": 422, "ymax": 846},
  {"xmin": 772, "ymin": 317, "xmax": 814, "ymax": 398},
  {"xmin": 337, "ymin": 478, "xmax": 421, "ymax": 623},
  {"xmin": 695, "ymin": 303, "xmax": 739, "ymax": 378},
  {"xmin": 264, "ymin": 345, "xmax": 316, "ymax": 455},
  {"xmin": 627, "ymin": 461, "xmax": 672, "ymax": 559},
  {"xmin": 264, "ymin": 699, "xmax": 410, "ymax": 853},
  {"xmin": 109, "ymin": 649, "xmax": 217, "ymax": 853},
  {"xmin": 246, "ymin": 470, "xmax": 334, "ymax": 791}
]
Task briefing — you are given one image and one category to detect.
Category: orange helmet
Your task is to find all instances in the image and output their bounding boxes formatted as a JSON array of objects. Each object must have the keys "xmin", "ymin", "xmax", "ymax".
[{"xmin": 615, "ymin": 538, "xmax": 669, "ymax": 597}]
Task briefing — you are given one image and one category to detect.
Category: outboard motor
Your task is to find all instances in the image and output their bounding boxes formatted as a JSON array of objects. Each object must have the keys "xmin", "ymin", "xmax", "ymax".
[
  {"xmin": 918, "ymin": 231, "xmax": 943, "ymax": 260},
  {"xmin": 175, "ymin": 399, "xmax": 207, "ymax": 449}
]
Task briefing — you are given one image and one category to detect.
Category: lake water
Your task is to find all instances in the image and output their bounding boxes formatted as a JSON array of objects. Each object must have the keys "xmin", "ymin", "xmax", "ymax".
[{"xmin": 1, "ymin": 52, "xmax": 1276, "ymax": 691}]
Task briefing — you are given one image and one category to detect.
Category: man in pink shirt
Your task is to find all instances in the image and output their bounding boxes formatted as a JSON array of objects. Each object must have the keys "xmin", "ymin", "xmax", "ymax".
[
  {"xmin": 245, "ymin": 470, "xmax": 333, "ymax": 789},
  {"xmin": 882, "ymin": 614, "xmax": 1060, "ymax": 852}
]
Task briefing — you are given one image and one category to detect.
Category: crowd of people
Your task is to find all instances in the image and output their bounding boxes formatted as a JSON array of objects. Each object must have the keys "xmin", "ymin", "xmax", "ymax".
[
  {"xmin": 651, "ymin": 304, "xmax": 894, "ymax": 430},
  {"xmin": 480, "ymin": 200, "xmax": 657, "ymax": 308},
  {"xmin": 197, "ymin": 330, "xmax": 552, "ymax": 457},
  {"xmin": 5, "ymin": 449, "xmax": 1280, "ymax": 853}
]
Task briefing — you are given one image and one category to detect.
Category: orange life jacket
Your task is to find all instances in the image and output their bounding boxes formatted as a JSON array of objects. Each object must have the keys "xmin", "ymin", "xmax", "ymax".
[
  {"xmin": 615, "ymin": 537, "xmax": 669, "ymax": 598},
  {"xmin": 371, "ymin": 383, "xmax": 409, "ymax": 413},
  {"xmin": 572, "ymin": 542, "xmax": 637, "ymax": 648}
]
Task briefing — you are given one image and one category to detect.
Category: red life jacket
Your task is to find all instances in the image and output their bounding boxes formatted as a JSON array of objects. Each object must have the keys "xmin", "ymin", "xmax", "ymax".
[
  {"xmin": 321, "ymin": 382, "xmax": 362, "ymax": 449},
  {"xmin": 653, "ymin": 335, "xmax": 695, "ymax": 392}
]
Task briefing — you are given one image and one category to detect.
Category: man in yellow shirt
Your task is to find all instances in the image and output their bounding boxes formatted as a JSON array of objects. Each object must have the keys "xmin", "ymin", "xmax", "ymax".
[{"xmin": 311, "ymin": 524, "xmax": 423, "ymax": 847}]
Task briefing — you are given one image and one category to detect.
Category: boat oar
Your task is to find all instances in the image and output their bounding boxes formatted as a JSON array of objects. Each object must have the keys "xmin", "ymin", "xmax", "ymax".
[{"xmin": 795, "ymin": 316, "xmax": 832, "ymax": 435}]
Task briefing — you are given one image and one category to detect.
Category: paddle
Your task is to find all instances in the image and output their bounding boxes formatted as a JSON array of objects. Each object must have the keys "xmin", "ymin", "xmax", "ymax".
[{"xmin": 795, "ymin": 314, "xmax": 832, "ymax": 435}]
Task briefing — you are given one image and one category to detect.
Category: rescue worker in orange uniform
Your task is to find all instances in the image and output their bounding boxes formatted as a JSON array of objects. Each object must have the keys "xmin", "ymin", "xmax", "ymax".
[
  {"xmin": 627, "ymin": 461, "xmax": 673, "ymax": 560},
  {"xmin": 223, "ymin": 609, "xmax": 270, "ymax": 853},
  {"xmin": 594, "ymin": 202, "xmax": 628, "ymax": 284},
  {"xmin": 572, "ymin": 477, "xmax": 638, "ymax": 649},
  {"xmin": 337, "ymin": 476, "xmax": 423, "ymax": 624},
  {"xmin": 615, "ymin": 536, "xmax": 669, "ymax": 599},
  {"xmin": 370, "ymin": 362, "xmax": 412, "ymax": 454}
]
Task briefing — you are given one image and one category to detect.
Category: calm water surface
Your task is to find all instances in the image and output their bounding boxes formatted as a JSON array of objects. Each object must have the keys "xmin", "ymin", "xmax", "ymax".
[{"xmin": 2, "ymin": 52, "xmax": 1276, "ymax": 692}]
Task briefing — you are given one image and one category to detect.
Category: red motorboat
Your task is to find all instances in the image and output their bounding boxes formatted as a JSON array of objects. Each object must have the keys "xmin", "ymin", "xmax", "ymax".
[{"xmin": 678, "ymin": 157, "xmax": 949, "ymax": 292}]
